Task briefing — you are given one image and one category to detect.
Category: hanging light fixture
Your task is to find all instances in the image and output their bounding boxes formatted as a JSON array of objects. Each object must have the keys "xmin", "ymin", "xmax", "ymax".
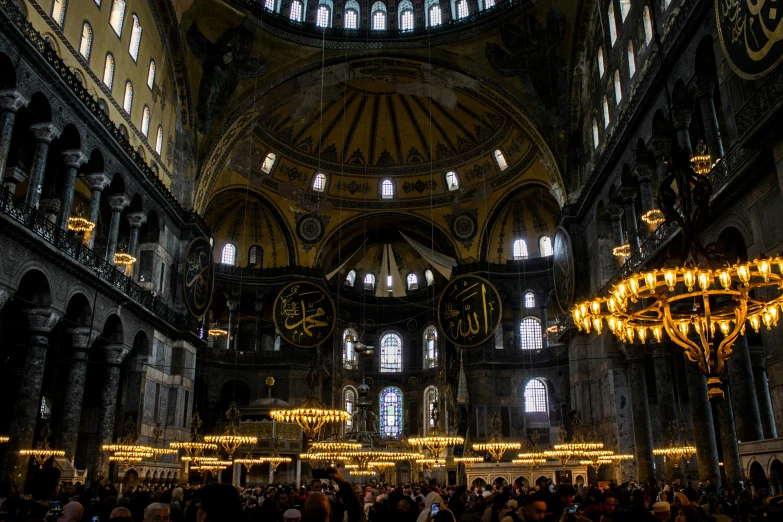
[
  {"xmin": 19, "ymin": 424, "xmax": 65, "ymax": 466},
  {"xmin": 67, "ymin": 203, "xmax": 95, "ymax": 234},
  {"xmin": 416, "ymin": 458, "xmax": 446, "ymax": 470},
  {"xmin": 690, "ymin": 140, "xmax": 714, "ymax": 175},
  {"xmin": 207, "ymin": 326, "xmax": 228, "ymax": 338},
  {"xmin": 150, "ymin": 423, "xmax": 177, "ymax": 462},
  {"xmin": 472, "ymin": 411, "xmax": 522, "ymax": 465},
  {"xmin": 653, "ymin": 422, "xmax": 696, "ymax": 464},
  {"xmin": 170, "ymin": 412, "xmax": 218, "ymax": 458},
  {"xmin": 114, "ymin": 241, "xmax": 136, "ymax": 266},
  {"xmin": 204, "ymin": 402, "xmax": 258, "ymax": 459},
  {"xmin": 612, "ymin": 244, "xmax": 631, "ymax": 258},
  {"xmin": 257, "ymin": 438, "xmax": 292, "ymax": 472},
  {"xmin": 0, "ymin": 436, "xmax": 9, "ymax": 443},
  {"xmin": 102, "ymin": 418, "xmax": 153, "ymax": 466},
  {"xmin": 408, "ymin": 401, "xmax": 464, "ymax": 457},
  {"xmin": 235, "ymin": 454, "xmax": 266, "ymax": 472}
]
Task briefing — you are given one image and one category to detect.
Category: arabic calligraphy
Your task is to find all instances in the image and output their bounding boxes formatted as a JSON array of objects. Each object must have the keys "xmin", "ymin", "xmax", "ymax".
[
  {"xmin": 437, "ymin": 275, "xmax": 501, "ymax": 348},
  {"xmin": 273, "ymin": 281, "xmax": 335, "ymax": 348},
  {"xmin": 182, "ymin": 237, "xmax": 214, "ymax": 319},
  {"xmin": 717, "ymin": 0, "xmax": 783, "ymax": 78}
]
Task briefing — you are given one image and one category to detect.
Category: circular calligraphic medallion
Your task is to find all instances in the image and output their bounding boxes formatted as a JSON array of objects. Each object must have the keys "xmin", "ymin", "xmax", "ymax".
[
  {"xmin": 273, "ymin": 281, "xmax": 336, "ymax": 348},
  {"xmin": 437, "ymin": 274, "xmax": 502, "ymax": 348},
  {"xmin": 716, "ymin": 0, "xmax": 783, "ymax": 79},
  {"xmin": 297, "ymin": 216, "xmax": 325, "ymax": 244},
  {"xmin": 451, "ymin": 213, "xmax": 478, "ymax": 242},
  {"xmin": 182, "ymin": 236, "xmax": 215, "ymax": 319},
  {"xmin": 553, "ymin": 226, "xmax": 575, "ymax": 315}
]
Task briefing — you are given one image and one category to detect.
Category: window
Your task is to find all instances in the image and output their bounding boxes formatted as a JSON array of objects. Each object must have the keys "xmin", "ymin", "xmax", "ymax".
[
  {"xmin": 614, "ymin": 70, "xmax": 622, "ymax": 104},
  {"xmin": 103, "ymin": 53, "xmax": 115, "ymax": 89},
  {"xmin": 602, "ymin": 96, "xmax": 610, "ymax": 128},
  {"xmin": 598, "ymin": 46, "xmax": 605, "ymax": 78},
  {"xmin": 400, "ymin": 9, "xmax": 414, "ymax": 31},
  {"xmin": 428, "ymin": 3, "xmax": 441, "ymax": 26},
  {"xmin": 345, "ymin": 270, "xmax": 357, "ymax": 287},
  {"xmin": 261, "ymin": 152, "xmax": 276, "ymax": 173},
  {"xmin": 343, "ymin": 329, "xmax": 358, "ymax": 369},
  {"xmin": 248, "ymin": 245, "xmax": 263, "ymax": 265},
  {"xmin": 407, "ymin": 273, "xmax": 418, "ymax": 290},
  {"xmin": 79, "ymin": 22, "xmax": 93, "ymax": 61},
  {"xmin": 129, "ymin": 14, "xmax": 142, "ymax": 62},
  {"xmin": 386, "ymin": 275, "xmax": 393, "ymax": 290},
  {"xmin": 619, "ymin": 0, "xmax": 630, "ymax": 21},
  {"xmin": 364, "ymin": 273, "xmax": 376, "ymax": 291},
  {"xmin": 312, "ymin": 172, "xmax": 327, "ymax": 192},
  {"xmin": 381, "ymin": 179, "xmax": 394, "ymax": 199},
  {"xmin": 344, "ymin": 386, "xmax": 357, "ymax": 428},
  {"xmin": 424, "ymin": 385, "xmax": 438, "ymax": 432},
  {"xmin": 380, "ymin": 333, "xmax": 402, "ymax": 372},
  {"xmin": 627, "ymin": 41, "xmax": 636, "ymax": 77},
  {"xmin": 344, "ymin": 8, "xmax": 358, "ymax": 28},
  {"xmin": 265, "ymin": 0, "xmax": 275, "ymax": 10},
  {"xmin": 643, "ymin": 6, "xmax": 653, "ymax": 44},
  {"xmin": 540, "ymin": 235, "xmax": 553, "ymax": 256},
  {"xmin": 424, "ymin": 326, "xmax": 437, "ymax": 368},
  {"xmin": 316, "ymin": 5, "xmax": 330, "ymax": 27},
  {"xmin": 520, "ymin": 317, "xmax": 542, "ymax": 350},
  {"xmin": 484, "ymin": 0, "xmax": 495, "ymax": 8},
  {"xmin": 40, "ymin": 396, "xmax": 51, "ymax": 420},
  {"xmin": 371, "ymin": 1, "xmax": 386, "ymax": 30},
  {"xmin": 608, "ymin": 1, "xmax": 617, "ymax": 45},
  {"xmin": 221, "ymin": 243, "xmax": 237, "ymax": 265},
  {"xmin": 494, "ymin": 149, "xmax": 508, "ymax": 170},
  {"xmin": 123, "ymin": 81, "xmax": 133, "ymax": 114},
  {"xmin": 274, "ymin": 333, "xmax": 281, "ymax": 351},
  {"xmin": 445, "ymin": 171, "xmax": 459, "ymax": 191},
  {"xmin": 512, "ymin": 239, "xmax": 528, "ymax": 260},
  {"xmin": 456, "ymin": 0, "xmax": 468, "ymax": 19},
  {"xmin": 141, "ymin": 106, "xmax": 151, "ymax": 137},
  {"xmin": 155, "ymin": 126, "xmax": 163, "ymax": 155},
  {"xmin": 51, "ymin": 0, "xmax": 67, "ymax": 26},
  {"xmin": 147, "ymin": 60, "xmax": 156, "ymax": 89},
  {"xmin": 109, "ymin": 0, "xmax": 126, "ymax": 36},
  {"xmin": 524, "ymin": 291, "xmax": 535, "ymax": 308},
  {"xmin": 592, "ymin": 119, "xmax": 599, "ymax": 149},
  {"xmin": 425, "ymin": 269, "xmax": 434, "ymax": 286},
  {"xmin": 290, "ymin": 0, "xmax": 303, "ymax": 21},
  {"xmin": 524, "ymin": 379, "xmax": 547, "ymax": 413},
  {"xmin": 380, "ymin": 387, "xmax": 403, "ymax": 438}
]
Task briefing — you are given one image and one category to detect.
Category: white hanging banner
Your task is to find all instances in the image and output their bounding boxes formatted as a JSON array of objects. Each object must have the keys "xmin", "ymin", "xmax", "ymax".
[
  {"xmin": 387, "ymin": 244, "xmax": 407, "ymax": 297},
  {"xmin": 325, "ymin": 239, "xmax": 368, "ymax": 281},
  {"xmin": 376, "ymin": 244, "xmax": 390, "ymax": 297},
  {"xmin": 400, "ymin": 232, "xmax": 457, "ymax": 280}
]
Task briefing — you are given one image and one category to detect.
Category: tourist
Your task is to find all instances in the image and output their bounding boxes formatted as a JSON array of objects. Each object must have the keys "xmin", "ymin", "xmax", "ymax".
[
  {"xmin": 581, "ymin": 492, "xmax": 618, "ymax": 522},
  {"xmin": 197, "ymin": 483, "xmax": 244, "ymax": 522},
  {"xmin": 447, "ymin": 486, "xmax": 468, "ymax": 520},
  {"xmin": 58, "ymin": 501, "xmax": 84, "ymax": 522},
  {"xmin": 673, "ymin": 505, "xmax": 700, "ymax": 522},
  {"xmin": 283, "ymin": 508, "xmax": 301, "ymax": 522},
  {"xmin": 110, "ymin": 507, "xmax": 133, "ymax": 521},
  {"xmin": 651, "ymin": 501, "xmax": 671, "ymax": 522}
]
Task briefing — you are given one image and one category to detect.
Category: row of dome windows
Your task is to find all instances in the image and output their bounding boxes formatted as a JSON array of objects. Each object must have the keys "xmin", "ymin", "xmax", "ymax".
[
  {"xmin": 54, "ymin": 0, "xmax": 165, "ymax": 155},
  {"xmin": 344, "ymin": 269, "xmax": 434, "ymax": 292}
]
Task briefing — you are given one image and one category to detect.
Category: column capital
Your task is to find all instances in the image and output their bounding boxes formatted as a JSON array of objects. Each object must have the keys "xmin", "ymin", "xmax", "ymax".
[
  {"xmin": 22, "ymin": 307, "xmax": 61, "ymax": 334},
  {"xmin": 670, "ymin": 107, "xmax": 692, "ymax": 129},
  {"xmin": 3, "ymin": 166, "xmax": 27, "ymax": 185},
  {"xmin": 692, "ymin": 76, "xmax": 716, "ymax": 100},
  {"xmin": 30, "ymin": 122, "xmax": 61, "ymax": 143},
  {"xmin": 61, "ymin": 149, "xmax": 88, "ymax": 169},
  {"xmin": 67, "ymin": 326, "xmax": 100, "ymax": 351},
  {"xmin": 103, "ymin": 343, "xmax": 129, "ymax": 365},
  {"xmin": 0, "ymin": 89, "xmax": 29, "ymax": 113},
  {"xmin": 227, "ymin": 300, "xmax": 240, "ymax": 312},
  {"xmin": 127, "ymin": 211, "xmax": 148, "ymax": 228},
  {"xmin": 0, "ymin": 287, "xmax": 15, "ymax": 311},
  {"xmin": 254, "ymin": 302, "xmax": 264, "ymax": 313},
  {"xmin": 84, "ymin": 172, "xmax": 112, "ymax": 192},
  {"xmin": 606, "ymin": 202, "xmax": 625, "ymax": 220},
  {"xmin": 618, "ymin": 185, "xmax": 637, "ymax": 202},
  {"xmin": 108, "ymin": 193, "xmax": 131, "ymax": 212},
  {"xmin": 632, "ymin": 161, "xmax": 656, "ymax": 183},
  {"xmin": 650, "ymin": 136, "xmax": 672, "ymax": 157}
]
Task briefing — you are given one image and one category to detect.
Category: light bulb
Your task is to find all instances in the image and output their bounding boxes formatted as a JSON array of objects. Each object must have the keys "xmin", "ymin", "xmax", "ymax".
[
  {"xmin": 607, "ymin": 297, "xmax": 617, "ymax": 313},
  {"xmin": 718, "ymin": 270, "xmax": 732, "ymax": 290},
  {"xmin": 644, "ymin": 271, "xmax": 657, "ymax": 293},
  {"xmin": 664, "ymin": 270, "xmax": 677, "ymax": 291},
  {"xmin": 625, "ymin": 326, "xmax": 635, "ymax": 343},
  {"xmin": 573, "ymin": 308, "xmax": 582, "ymax": 326},
  {"xmin": 628, "ymin": 277, "xmax": 640, "ymax": 298},
  {"xmin": 749, "ymin": 315, "xmax": 761, "ymax": 333},
  {"xmin": 590, "ymin": 300, "xmax": 601, "ymax": 315},
  {"xmin": 770, "ymin": 305, "xmax": 779, "ymax": 325},
  {"xmin": 683, "ymin": 269, "xmax": 696, "ymax": 291},
  {"xmin": 579, "ymin": 303, "xmax": 589, "ymax": 318},
  {"xmin": 608, "ymin": 317, "xmax": 618, "ymax": 333},
  {"xmin": 592, "ymin": 318, "xmax": 603, "ymax": 335},
  {"xmin": 698, "ymin": 271, "xmax": 712, "ymax": 292},
  {"xmin": 757, "ymin": 258, "xmax": 771, "ymax": 282},
  {"xmin": 678, "ymin": 322, "xmax": 690, "ymax": 335},
  {"xmin": 763, "ymin": 312, "xmax": 773, "ymax": 330},
  {"xmin": 637, "ymin": 327, "xmax": 647, "ymax": 344},
  {"xmin": 651, "ymin": 326, "xmax": 663, "ymax": 343},
  {"xmin": 616, "ymin": 283, "xmax": 628, "ymax": 300},
  {"xmin": 582, "ymin": 317, "xmax": 591, "ymax": 333},
  {"xmin": 737, "ymin": 264, "xmax": 751, "ymax": 285},
  {"xmin": 718, "ymin": 321, "xmax": 730, "ymax": 335}
]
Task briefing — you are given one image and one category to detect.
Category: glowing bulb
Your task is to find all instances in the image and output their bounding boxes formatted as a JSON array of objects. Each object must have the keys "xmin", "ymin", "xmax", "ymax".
[
  {"xmin": 608, "ymin": 317, "xmax": 618, "ymax": 333},
  {"xmin": 590, "ymin": 300, "xmax": 601, "ymax": 316},
  {"xmin": 763, "ymin": 312, "xmax": 773, "ymax": 330},
  {"xmin": 683, "ymin": 269, "xmax": 696, "ymax": 291},
  {"xmin": 637, "ymin": 327, "xmax": 647, "ymax": 344},
  {"xmin": 757, "ymin": 258, "xmax": 771, "ymax": 282},
  {"xmin": 616, "ymin": 283, "xmax": 628, "ymax": 300},
  {"xmin": 737, "ymin": 264, "xmax": 751, "ymax": 285},
  {"xmin": 698, "ymin": 271, "xmax": 712, "ymax": 292},
  {"xmin": 664, "ymin": 270, "xmax": 677, "ymax": 291},
  {"xmin": 749, "ymin": 315, "xmax": 761, "ymax": 333},
  {"xmin": 582, "ymin": 317, "xmax": 591, "ymax": 333},
  {"xmin": 644, "ymin": 271, "xmax": 657, "ymax": 293},
  {"xmin": 718, "ymin": 321, "xmax": 730, "ymax": 335},
  {"xmin": 573, "ymin": 308, "xmax": 582, "ymax": 327},
  {"xmin": 592, "ymin": 318, "xmax": 603, "ymax": 335},
  {"xmin": 769, "ymin": 305, "xmax": 779, "ymax": 325},
  {"xmin": 625, "ymin": 326, "xmax": 635, "ymax": 343},
  {"xmin": 678, "ymin": 322, "xmax": 690, "ymax": 335},
  {"xmin": 651, "ymin": 326, "xmax": 663, "ymax": 343},
  {"xmin": 579, "ymin": 303, "xmax": 588, "ymax": 318},
  {"xmin": 628, "ymin": 277, "xmax": 640, "ymax": 298},
  {"xmin": 718, "ymin": 270, "xmax": 732, "ymax": 290},
  {"xmin": 607, "ymin": 297, "xmax": 617, "ymax": 313}
]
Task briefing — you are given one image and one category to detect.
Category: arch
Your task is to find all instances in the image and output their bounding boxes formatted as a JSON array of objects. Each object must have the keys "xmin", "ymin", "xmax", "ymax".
[
  {"xmin": 371, "ymin": 1, "xmax": 387, "ymax": 30},
  {"xmin": 344, "ymin": 0, "xmax": 360, "ymax": 28},
  {"xmin": 398, "ymin": 0, "xmax": 414, "ymax": 31},
  {"xmin": 493, "ymin": 477, "xmax": 508, "ymax": 487},
  {"xmin": 219, "ymin": 379, "xmax": 251, "ymax": 407},
  {"xmin": 247, "ymin": 244, "xmax": 263, "ymax": 266},
  {"xmin": 141, "ymin": 105, "xmax": 151, "ymax": 137},
  {"xmin": 627, "ymin": 41, "xmax": 636, "ymax": 77},
  {"xmin": 453, "ymin": 0, "xmax": 469, "ymax": 19},
  {"xmin": 312, "ymin": 172, "xmax": 327, "ymax": 192},
  {"xmin": 132, "ymin": 329, "xmax": 150, "ymax": 357},
  {"xmin": 109, "ymin": 0, "xmax": 126, "ymax": 36},
  {"xmin": 220, "ymin": 243, "xmax": 237, "ymax": 265},
  {"xmin": 494, "ymin": 149, "xmax": 508, "ymax": 170},
  {"xmin": 103, "ymin": 53, "xmax": 115, "ymax": 89},
  {"xmin": 717, "ymin": 226, "xmax": 749, "ymax": 264},
  {"xmin": 345, "ymin": 270, "xmax": 357, "ymax": 287},
  {"xmin": 363, "ymin": 272, "xmax": 376, "ymax": 290},
  {"xmin": 343, "ymin": 385, "xmax": 357, "ymax": 428},
  {"xmin": 513, "ymin": 239, "xmax": 528, "ymax": 260},
  {"xmin": 52, "ymin": 0, "xmax": 67, "ymax": 26},
  {"xmin": 128, "ymin": 14, "xmax": 142, "ymax": 62},
  {"xmin": 524, "ymin": 291, "xmax": 535, "ymax": 308},
  {"xmin": 343, "ymin": 328, "xmax": 358, "ymax": 369},
  {"xmin": 0, "ymin": 53, "xmax": 16, "ymax": 89},
  {"xmin": 123, "ymin": 81, "xmax": 133, "ymax": 114},
  {"xmin": 514, "ymin": 476, "xmax": 529, "ymax": 488},
  {"xmin": 101, "ymin": 313, "xmax": 125, "ymax": 345},
  {"xmin": 575, "ymin": 475, "xmax": 585, "ymax": 485},
  {"xmin": 423, "ymin": 385, "xmax": 438, "ymax": 433},
  {"xmin": 155, "ymin": 126, "xmax": 163, "ymax": 155},
  {"xmin": 472, "ymin": 478, "xmax": 487, "ymax": 487},
  {"xmin": 64, "ymin": 292, "xmax": 92, "ymax": 328},
  {"xmin": 289, "ymin": 0, "xmax": 304, "ymax": 21},
  {"xmin": 380, "ymin": 332, "xmax": 402, "ymax": 372},
  {"xmin": 379, "ymin": 386, "xmax": 403, "ymax": 438},
  {"xmin": 423, "ymin": 326, "xmax": 438, "ymax": 368},
  {"xmin": 147, "ymin": 60, "xmax": 156, "ymax": 89},
  {"xmin": 381, "ymin": 179, "xmax": 394, "ymax": 199},
  {"xmin": 261, "ymin": 152, "xmax": 276, "ymax": 173},
  {"xmin": 520, "ymin": 317, "xmax": 542, "ymax": 350},
  {"xmin": 445, "ymin": 171, "xmax": 459, "ymax": 191},
  {"xmin": 750, "ymin": 461, "xmax": 770, "ymax": 492},
  {"xmin": 79, "ymin": 22, "xmax": 93, "ymax": 62},
  {"xmin": 524, "ymin": 379, "xmax": 547, "ymax": 412},
  {"xmin": 15, "ymin": 268, "xmax": 53, "ymax": 306},
  {"xmin": 406, "ymin": 272, "xmax": 419, "ymax": 291},
  {"xmin": 539, "ymin": 235, "xmax": 553, "ymax": 256},
  {"xmin": 426, "ymin": 0, "xmax": 441, "ymax": 27},
  {"xmin": 316, "ymin": 0, "xmax": 332, "ymax": 27}
]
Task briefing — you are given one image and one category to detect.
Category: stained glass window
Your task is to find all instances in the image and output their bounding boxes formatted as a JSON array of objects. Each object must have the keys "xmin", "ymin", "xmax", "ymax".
[
  {"xmin": 445, "ymin": 171, "xmax": 459, "ymax": 191},
  {"xmin": 643, "ymin": 6, "xmax": 653, "ymax": 44},
  {"xmin": 141, "ymin": 106, "xmax": 151, "ymax": 137},
  {"xmin": 407, "ymin": 273, "xmax": 418, "ymax": 290},
  {"xmin": 524, "ymin": 379, "xmax": 547, "ymax": 412},
  {"xmin": 627, "ymin": 41, "xmax": 636, "ymax": 77},
  {"xmin": 129, "ymin": 15, "xmax": 142, "ymax": 62},
  {"xmin": 147, "ymin": 60, "xmax": 156, "ymax": 89},
  {"xmin": 456, "ymin": 0, "xmax": 468, "ymax": 19},
  {"xmin": 79, "ymin": 23, "xmax": 93, "ymax": 62},
  {"xmin": 109, "ymin": 0, "xmax": 126, "ymax": 36},
  {"xmin": 345, "ymin": 270, "xmax": 356, "ymax": 287},
  {"xmin": 380, "ymin": 333, "xmax": 402, "ymax": 372},
  {"xmin": 316, "ymin": 5, "xmax": 330, "ymax": 27},
  {"xmin": 221, "ymin": 243, "xmax": 237, "ymax": 265},
  {"xmin": 313, "ymin": 172, "xmax": 327, "ymax": 192},
  {"xmin": 343, "ymin": 328, "xmax": 358, "ymax": 369},
  {"xmin": 540, "ymin": 236, "xmax": 553, "ymax": 257},
  {"xmin": 155, "ymin": 126, "xmax": 163, "ymax": 155},
  {"xmin": 290, "ymin": 0, "xmax": 303, "ymax": 21},
  {"xmin": 103, "ymin": 53, "xmax": 115, "ymax": 88},
  {"xmin": 513, "ymin": 239, "xmax": 528, "ymax": 260},
  {"xmin": 344, "ymin": 386, "xmax": 357, "ymax": 428},
  {"xmin": 428, "ymin": 4, "xmax": 441, "ymax": 26},
  {"xmin": 425, "ymin": 270, "xmax": 434, "ymax": 286},
  {"xmin": 520, "ymin": 317, "xmax": 542, "ymax": 350},
  {"xmin": 381, "ymin": 179, "xmax": 394, "ymax": 199},
  {"xmin": 371, "ymin": 2, "xmax": 386, "ymax": 30},
  {"xmin": 52, "ymin": 0, "xmax": 67, "ymax": 27},
  {"xmin": 344, "ymin": 9, "xmax": 358, "ymax": 28},
  {"xmin": 380, "ymin": 386, "xmax": 403, "ymax": 438},
  {"xmin": 424, "ymin": 326, "xmax": 437, "ymax": 368},
  {"xmin": 424, "ymin": 385, "xmax": 438, "ymax": 432},
  {"xmin": 524, "ymin": 292, "xmax": 535, "ymax": 308},
  {"xmin": 123, "ymin": 81, "xmax": 133, "ymax": 114},
  {"xmin": 494, "ymin": 149, "xmax": 507, "ymax": 170}
]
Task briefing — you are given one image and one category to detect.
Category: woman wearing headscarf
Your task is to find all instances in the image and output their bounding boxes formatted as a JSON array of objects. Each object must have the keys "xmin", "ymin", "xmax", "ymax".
[{"xmin": 57, "ymin": 501, "xmax": 83, "ymax": 522}]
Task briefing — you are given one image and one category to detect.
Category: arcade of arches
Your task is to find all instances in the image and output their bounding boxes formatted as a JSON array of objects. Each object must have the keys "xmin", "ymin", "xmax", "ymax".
[{"xmin": 3, "ymin": 0, "xmax": 783, "ymax": 506}]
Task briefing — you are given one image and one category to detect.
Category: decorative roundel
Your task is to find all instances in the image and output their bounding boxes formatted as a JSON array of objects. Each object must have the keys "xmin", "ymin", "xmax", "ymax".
[
  {"xmin": 407, "ymin": 319, "xmax": 418, "ymax": 330},
  {"xmin": 450, "ymin": 213, "xmax": 478, "ymax": 241},
  {"xmin": 364, "ymin": 319, "xmax": 375, "ymax": 330},
  {"xmin": 272, "ymin": 281, "xmax": 335, "ymax": 348},
  {"xmin": 296, "ymin": 215, "xmax": 325, "ymax": 244},
  {"xmin": 553, "ymin": 226, "xmax": 575, "ymax": 315},
  {"xmin": 182, "ymin": 236, "xmax": 214, "ymax": 319},
  {"xmin": 407, "ymin": 376, "xmax": 419, "ymax": 389},
  {"xmin": 716, "ymin": 1, "xmax": 783, "ymax": 80}
]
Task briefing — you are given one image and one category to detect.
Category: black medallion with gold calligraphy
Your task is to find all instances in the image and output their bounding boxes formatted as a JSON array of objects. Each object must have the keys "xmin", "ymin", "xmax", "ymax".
[
  {"xmin": 182, "ymin": 236, "xmax": 215, "ymax": 319},
  {"xmin": 273, "ymin": 281, "xmax": 336, "ymax": 348},
  {"xmin": 717, "ymin": 0, "xmax": 783, "ymax": 79},
  {"xmin": 437, "ymin": 275, "xmax": 502, "ymax": 348},
  {"xmin": 553, "ymin": 227, "xmax": 575, "ymax": 315}
]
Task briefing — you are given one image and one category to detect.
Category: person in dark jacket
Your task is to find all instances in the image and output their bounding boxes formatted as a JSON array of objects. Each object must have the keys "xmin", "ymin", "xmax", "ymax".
[
  {"xmin": 622, "ymin": 489, "xmax": 657, "ymax": 522},
  {"xmin": 448, "ymin": 486, "xmax": 468, "ymax": 521},
  {"xmin": 303, "ymin": 470, "xmax": 365, "ymax": 522}
]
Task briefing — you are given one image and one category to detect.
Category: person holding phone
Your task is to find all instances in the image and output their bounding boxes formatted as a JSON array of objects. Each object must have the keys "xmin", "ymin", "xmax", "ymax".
[{"xmin": 302, "ymin": 468, "xmax": 365, "ymax": 522}]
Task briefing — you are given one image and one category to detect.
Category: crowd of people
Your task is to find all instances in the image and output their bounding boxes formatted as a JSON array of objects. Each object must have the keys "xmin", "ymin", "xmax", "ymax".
[{"xmin": 0, "ymin": 467, "xmax": 780, "ymax": 522}]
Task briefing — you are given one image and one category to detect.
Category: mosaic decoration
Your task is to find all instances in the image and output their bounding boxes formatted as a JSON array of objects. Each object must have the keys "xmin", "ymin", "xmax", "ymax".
[
  {"xmin": 403, "ymin": 179, "xmax": 436, "ymax": 194},
  {"xmin": 296, "ymin": 215, "xmax": 325, "ymax": 244},
  {"xmin": 450, "ymin": 213, "xmax": 478, "ymax": 242},
  {"xmin": 273, "ymin": 281, "xmax": 335, "ymax": 348},
  {"xmin": 716, "ymin": 0, "xmax": 783, "ymax": 79},
  {"xmin": 182, "ymin": 236, "xmax": 214, "ymax": 319},
  {"xmin": 438, "ymin": 275, "xmax": 502, "ymax": 347},
  {"xmin": 553, "ymin": 226, "xmax": 574, "ymax": 315}
]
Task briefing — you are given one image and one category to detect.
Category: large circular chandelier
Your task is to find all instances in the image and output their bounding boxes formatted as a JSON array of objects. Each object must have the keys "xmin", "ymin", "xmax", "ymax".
[
  {"xmin": 653, "ymin": 422, "xmax": 696, "ymax": 463},
  {"xmin": 472, "ymin": 411, "xmax": 521, "ymax": 464},
  {"xmin": 408, "ymin": 404, "xmax": 464, "ymax": 457},
  {"xmin": 170, "ymin": 412, "xmax": 218, "ymax": 458},
  {"xmin": 571, "ymin": 147, "xmax": 783, "ymax": 401},
  {"xmin": 102, "ymin": 418, "xmax": 152, "ymax": 466},
  {"xmin": 204, "ymin": 402, "xmax": 258, "ymax": 458}
]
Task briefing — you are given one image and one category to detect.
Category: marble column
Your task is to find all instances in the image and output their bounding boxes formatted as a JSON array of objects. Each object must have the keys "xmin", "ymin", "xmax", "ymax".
[
  {"xmin": 126, "ymin": 211, "xmax": 147, "ymax": 277},
  {"xmin": 606, "ymin": 203, "xmax": 625, "ymax": 249},
  {"xmin": 693, "ymin": 76, "xmax": 725, "ymax": 162},
  {"xmin": 296, "ymin": 458, "xmax": 301, "ymax": 486},
  {"xmin": 626, "ymin": 349, "xmax": 656, "ymax": 485},
  {"xmin": 26, "ymin": 123, "xmax": 60, "ymax": 210},
  {"xmin": 715, "ymin": 382, "xmax": 743, "ymax": 485},
  {"xmin": 539, "ymin": 300, "xmax": 548, "ymax": 349},
  {"xmin": 751, "ymin": 351, "xmax": 777, "ymax": 439},
  {"xmin": 633, "ymin": 158, "xmax": 657, "ymax": 225},
  {"xmin": 83, "ymin": 173, "xmax": 111, "ymax": 248},
  {"xmin": 254, "ymin": 301, "xmax": 264, "ymax": 352},
  {"xmin": 619, "ymin": 185, "xmax": 641, "ymax": 252},
  {"xmin": 227, "ymin": 300, "xmax": 239, "ymax": 351},
  {"xmin": 684, "ymin": 356, "xmax": 721, "ymax": 485},
  {"xmin": 0, "ymin": 90, "xmax": 28, "ymax": 179},
  {"xmin": 105, "ymin": 194, "xmax": 130, "ymax": 264},
  {"xmin": 58, "ymin": 326, "xmax": 96, "ymax": 461},
  {"xmin": 650, "ymin": 136, "xmax": 672, "ymax": 186},
  {"xmin": 56, "ymin": 150, "xmax": 88, "ymax": 230},
  {"xmin": 727, "ymin": 336, "xmax": 764, "ymax": 442},
  {"xmin": 511, "ymin": 301, "xmax": 521, "ymax": 351},
  {"xmin": 91, "ymin": 344, "xmax": 129, "ymax": 482},
  {"xmin": 671, "ymin": 107, "xmax": 693, "ymax": 154},
  {"xmin": 651, "ymin": 343, "xmax": 685, "ymax": 483},
  {"xmin": 5, "ymin": 307, "xmax": 61, "ymax": 488}
]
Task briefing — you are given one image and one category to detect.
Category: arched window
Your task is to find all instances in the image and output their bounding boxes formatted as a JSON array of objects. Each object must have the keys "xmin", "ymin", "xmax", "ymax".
[
  {"xmin": 259, "ymin": 152, "xmax": 276, "ymax": 174},
  {"xmin": 371, "ymin": 1, "xmax": 387, "ymax": 30},
  {"xmin": 380, "ymin": 387, "xmax": 403, "ymax": 438},
  {"xmin": 425, "ymin": 270, "xmax": 434, "ymax": 286},
  {"xmin": 619, "ymin": 0, "xmax": 630, "ymax": 21},
  {"xmin": 344, "ymin": 386, "xmax": 357, "ymax": 428},
  {"xmin": 381, "ymin": 179, "xmax": 394, "ymax": 199},
  {"xmin": 344, "ymin": 0, "xmax": 360, "ymax": 28},
  {"xmin": 147, "ymin": 60, "xmax": 156, "ymax": 89},
  {"xmin": 221, "ymin": 243, "xmax": 237, "ymax": 265},
  {"xmin": 141, "ymin": 105, "xmax": 151, "ymax": 137},
  {"xmin": 78, "ymin": 23, "xmax": 93, "ymax": 62},
  {"xmin": 364, "ymin": 273, "xmax": 376, "ymax": 291},
  {"xmin": 592, "ymin": 119, "xmax": 599, "ymax": 149},
  {"xmin": 520, "ymin": 317, "xmax": 542, "ymax": 350},
  {"xmin": 248, "ymin": 245, "xmax": 263, "ymax": 265},
  {"xmin": 445, "ymin": 171, "xmax": 459, "ymax": 191},
  {"xmin": 52, "ymin": 0, "xmax": 67, "ymax": 26},
  {"xmin": 290, "ymin": 0, "xmax": 303, "ymax": 21},
  {"xmin": 455, "ymin": 0, "xmax": 468, "ymax": 19},
  {"xmin": 129, "ymin": 14, "xmax": 142, "ymax": 62},
  {"xmin": 386, "ymin": 275, "xmax": 393, "ymax": 290},
  {"xmin": 123, "ymin": 81, "xmax": 133, "ymax": 114},
  {"xmin": 524, "ymin": 379, "xmax": 547, "ymax": 413},
  {"xmin": 424, "ymin": 385, "xmax": 438, "ymax": 433},
  {"xmin": 343, "ymin": 328, "xmax": 358, "ymax": 369},
  {"xmin": 614, "ymin": 71, "xmax": 622, "ymax": 104},
  {"xmin": 602, "ymin": 96, "xmax": 610, "ymax": 128},
  {"xmin": 524, "ymin": 291, "xmax": 535, "ymax": 308},
  {"xmin": 424, "ymin": 326, "xmax": 437, "ymax": 368},
  {"xmin": 109, "ymin": 0, "xmax": 126, "ymax": 36},
  {"xmin": 484, "ymin": 0, "xmax": 495, "ymax": 8},
  {"xmin": 407, "ymin": 273, "xmax": 419, "ymax": 290},
  {"xmin": 643, "ymin": 6, "xmax": 653, "ymax": 44},
  {"xmin": 312, "ymin": 172, "xmax": 327, "ymax": 192},
  {"xmin": 428, "ymin": 2, "xmax": 442, "ymax": 26},
  {"xmin": 494, "ymin": 149, "xmax": 508, "ymax": 170},
  {"xmin": 265, "ymin": 0, "xmax": 275, "ymax": 10},
  {"xmin": 400, "ymin": 8, "xmax": 414, "ymax": 31},
  {"xmin": 513, "ymin": 239, "xmax": 528, "ymax": 260},
  {"xmin": 380, "ymin": 333, "xmax": 402, "ymax": 372},
  {"xmin": 103, "ymin": 54, "xmax": 115, "ymax": 90},
  {"xmin": 316, "ymin": 4, "xmax": 331, "ymax": 27},
  {"xmin": 627, "ymin": 41, "xmax": 636, "ymax": 77},
  {"xmin": 345, "ymin": 270, "xmax": 357, "ymax": 287},
  {"xmin": 607, "ymin": 1, "xmax": 617, "ymax": 45},
  {"xmin": 597, "ymin": 46, "xmax": 605, "ymax": 78},
  {"xmin": 155, "ymin": 126, "xmax": 163, "ymax": 155},
  {"xmin": 539, "ymin": 236, "xmax": 553, "ymax": 256}
]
